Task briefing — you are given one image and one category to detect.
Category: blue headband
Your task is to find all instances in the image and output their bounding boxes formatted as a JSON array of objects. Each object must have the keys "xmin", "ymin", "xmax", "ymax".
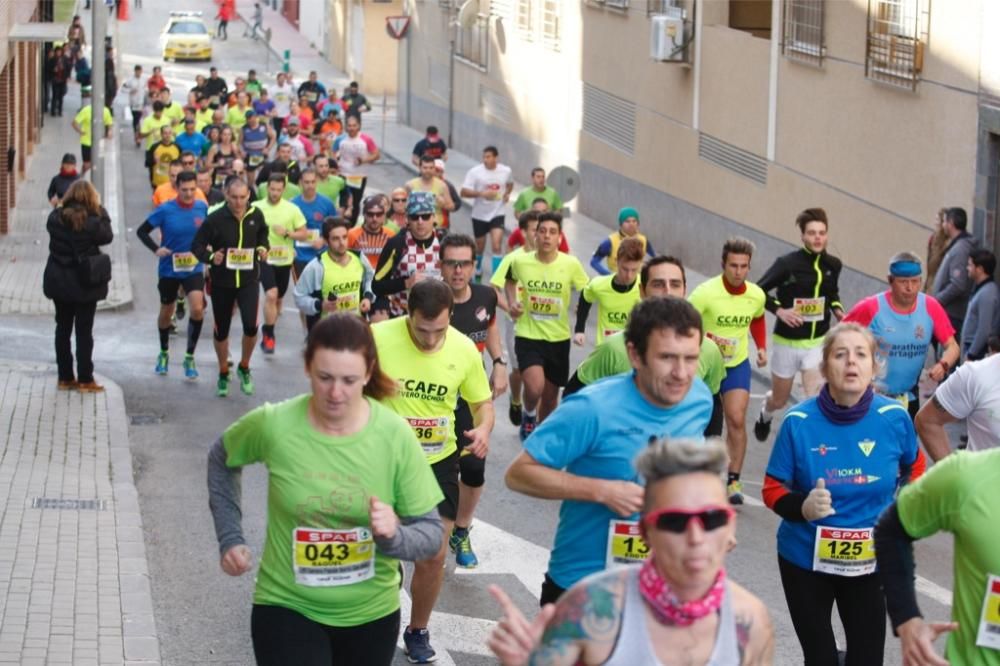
[{"xmin": 889, "ymin": 260, "xmax": 922, "ymax": 278}]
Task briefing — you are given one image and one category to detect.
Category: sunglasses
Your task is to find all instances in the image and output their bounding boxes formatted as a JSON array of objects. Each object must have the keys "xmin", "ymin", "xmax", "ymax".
[
  {"xmin": 642, "ymin": 506, "xmax": 735, "ymax": 534},
  {"xmin": 442, "ymin": 259, "xmax": 474, "ymax": 269},
  {"xmin": 409, "ymin": 213, "xmax": 434, "ymax": 221},
  {"xmin": 392, "ymin": 198, "xmax": 408, "ymax": 203},
  {"xmin": 366, "ymin": 210, "xmax": 386, "ymax": 217}
]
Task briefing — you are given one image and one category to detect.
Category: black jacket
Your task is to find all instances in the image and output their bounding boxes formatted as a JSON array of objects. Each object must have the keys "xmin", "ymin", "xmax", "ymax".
[
  {"xmin": 191, "ymin": 203, "xmax": 269, "ymax": 289},
  {"xmin": 255, "ymin": 159, "xmax": 302, "ymax": 186},
  {"xmin": 43, "ymin": 204, "xmax": 114, "ymax": 303},
  {"xmin": 47, "ymin": 171, "xmax": 80, "ymax": 203},
  {"xmin": 757, "ymin": 248, "xmax": 844, "ymax": 342}
]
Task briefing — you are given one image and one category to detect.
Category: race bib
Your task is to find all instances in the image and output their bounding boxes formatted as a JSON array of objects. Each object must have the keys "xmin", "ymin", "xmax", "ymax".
[
  {"xmin": 976, "ymin": 574, "xmax": 1000, "ymax": 650},
  {"xmin": 226, "ymin": 247, "xmax": 254, "ymax": 271},
  {"xmin": 345, "ymin": 175, "xmax": 364, "ymax": 189},
  {"xmin": 171, "ymin": 252, "xmax": 198, "ymax": 273},
  {"xmin": 247, "ymin": 154, "xmax": 265, "ymax": 168},
  {"xmin": 267, "ymin": 245, "xmax": 294, "ymax": 266},
  {"xmin": 305, "ymin": 91, "xmax": 319, "ymax": 103},
  {"xmin": 325, "ymin": 292, "xmax": 359, "ymax": 314},
  {"xmin": 707, "ymin": 331, "xmax": 739, "ymax": 364},
  {"xmin": 812, "ymin": 526, "xmax": 876, "ymax": 577},
  {"xmin": 292, "ymin": 527, "xmax": 375, "ymax": 587},
  {"xmin": 794, "ymin": 297, "xmax": 826, "ymax": 323},
  {"xmin": 603, "ymin": 327, "xmax": 624, "ymax": 339},
  {"xmin": 295, "ymin": 229, "xmax": 322, "ymax": 248},
  {"xmin": 407, "ymin": 416, "xmax": 449, "ymax": 456},
  {"xmin": 605, "ymin": 520, "xmax": 649, "ymax": 568},
  {"xmin": 528, "ymin": 294, "xmax": 562, "ymax": 320}
]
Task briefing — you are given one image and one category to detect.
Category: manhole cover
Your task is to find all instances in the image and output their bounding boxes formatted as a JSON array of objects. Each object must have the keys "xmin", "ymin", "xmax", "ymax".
[
  {"xmin": 31, "ymin": 498, "xmax": 107, "ymax": 511},
  {"xmin": 130, "ymin": 414, "xmax": 162, "ymax": 425}
]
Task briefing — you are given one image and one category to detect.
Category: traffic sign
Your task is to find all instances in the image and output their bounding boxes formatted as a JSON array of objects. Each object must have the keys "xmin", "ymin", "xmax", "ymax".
[{"xmin": 385, "ymin": 15, "xmax": 411, "ymax": 39}]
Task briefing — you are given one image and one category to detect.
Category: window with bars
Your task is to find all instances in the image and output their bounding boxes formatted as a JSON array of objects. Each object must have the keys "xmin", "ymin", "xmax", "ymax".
[
  {"xmin": 542, "ymin": 0, "xmax": 560, "ymax": 50},
  {"xmin": 517, "ymin": 0, "xmax": 534, "ymax": 39},
  {"xmin": 782, "ymin": 0, "xmax": 823, "ymax": 65},
  {"xmin": 456, "ymin": 10, "xmax": 490, "ymax": 69},
  {"xmin": 866, "ymin": 0, "xmax": 925, "ymax": 90}
]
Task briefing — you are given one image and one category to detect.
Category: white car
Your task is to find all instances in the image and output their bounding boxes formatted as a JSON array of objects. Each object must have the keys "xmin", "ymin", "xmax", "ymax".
[{"xmin": 160, "ymin": 11, "xmax": 212, "ymax": 62}]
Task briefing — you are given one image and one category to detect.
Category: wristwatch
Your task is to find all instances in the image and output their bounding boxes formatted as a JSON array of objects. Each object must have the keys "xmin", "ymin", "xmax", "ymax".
[{"xmin": 492, "ymin": 356, "xmax": 508, "ymax": 366}]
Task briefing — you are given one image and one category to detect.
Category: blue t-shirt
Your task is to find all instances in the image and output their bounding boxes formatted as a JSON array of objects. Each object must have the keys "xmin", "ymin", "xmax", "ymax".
[
  {"xmin": 175, "ymin": 131, "xmax": 210, "ymax": 158},
  {"xmin": 147, "ymin": 199, "xmax": 209, "ymax": 278},
  {"xmin": 291, "ymin": 194, "xmax": 337, "ymax": 263},
  {"xmin": 253, "ymin": 99, "xmax": 275, "ymax": 116},
  {"xmin": 766, "ymin": 395, "xmax": 918, "ymax": 571},
  {"xmin": 871, "ymin": 292, "xmax": 935, "ymax": 397},
  {"xmin": 525, "ymin": 373, "xmax": 712, "ymax": 590}
]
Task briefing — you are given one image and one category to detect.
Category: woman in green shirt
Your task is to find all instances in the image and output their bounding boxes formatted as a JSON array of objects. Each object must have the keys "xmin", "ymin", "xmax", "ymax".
[{"xmin": 208, "ymin": 313, "xmax": 444, "ymax": 665}]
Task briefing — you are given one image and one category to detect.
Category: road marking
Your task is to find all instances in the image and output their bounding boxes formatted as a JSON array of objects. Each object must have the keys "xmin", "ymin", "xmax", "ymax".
[{"xmin": 916, "ymin": 575, "xmax": 953, "ymax": 607}]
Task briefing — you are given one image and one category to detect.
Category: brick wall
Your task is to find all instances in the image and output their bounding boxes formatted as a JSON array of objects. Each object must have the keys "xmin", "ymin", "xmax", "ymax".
[{"xmin": 0, "ymin": 39, "xmax": 41, "ymax": 235}]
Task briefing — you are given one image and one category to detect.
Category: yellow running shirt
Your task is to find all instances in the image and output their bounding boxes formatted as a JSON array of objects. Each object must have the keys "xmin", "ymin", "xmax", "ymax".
[
  {"xmin": 373, "ymin": 317, "xmax": 492, "ymax": 464},
  {"xmin": 254, "ymin": 198, "xmax": 307, "ymax": 267},
  {"xmin": 581, "ymin": 274, "xmax": 641, "ymax": 345},
  {"xmin": 320, "ymin": 252, "xmax": 366, "ymax": 315},
  {"xmin": 688, "ymin": 275, "xmax": 765, "ymax": 367},
  {"xmin": 508, "ymin": 251, "xmax": 589, "ymax": 342}
]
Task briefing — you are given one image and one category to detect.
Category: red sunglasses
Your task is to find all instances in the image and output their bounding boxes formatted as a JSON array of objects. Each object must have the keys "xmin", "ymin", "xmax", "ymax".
[{"xmin": 642, "ymin": 505, "xmax": 735, "ymax": 534}]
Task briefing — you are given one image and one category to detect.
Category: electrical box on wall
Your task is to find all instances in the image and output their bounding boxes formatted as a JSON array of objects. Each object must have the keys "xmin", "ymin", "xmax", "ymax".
[{"xmin": 650, "ymin": 13, "xmax": 686, "ymax": 61}]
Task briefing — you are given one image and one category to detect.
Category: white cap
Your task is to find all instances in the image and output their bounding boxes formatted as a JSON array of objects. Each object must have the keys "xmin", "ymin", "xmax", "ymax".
[{"xmin": 433, "ymin": 159, "xmax": 446, "ymax": 171}]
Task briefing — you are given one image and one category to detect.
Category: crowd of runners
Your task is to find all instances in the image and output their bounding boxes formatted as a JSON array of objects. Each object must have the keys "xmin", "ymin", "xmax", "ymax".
[{"xmin": 46, "ymin": 55, "xmax": 1000, "ymax": 665}]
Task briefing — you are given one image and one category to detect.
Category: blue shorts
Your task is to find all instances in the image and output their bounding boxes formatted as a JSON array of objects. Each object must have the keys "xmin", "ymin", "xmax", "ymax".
[{"xmin": 719, "ymin": 358, "xmax": 751, "ymax": 394}]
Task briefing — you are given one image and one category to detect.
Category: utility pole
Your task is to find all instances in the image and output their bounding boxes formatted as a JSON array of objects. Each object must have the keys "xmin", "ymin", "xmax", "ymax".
[{"xmin": 91, "ymin": 3, "xmax": 108, "ymax": 194}]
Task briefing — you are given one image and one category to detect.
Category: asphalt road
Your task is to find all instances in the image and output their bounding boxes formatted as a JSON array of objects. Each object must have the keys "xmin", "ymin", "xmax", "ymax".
[{"xmin": 0, "ymin": 3, "xmax": 959, "ymax": 663}]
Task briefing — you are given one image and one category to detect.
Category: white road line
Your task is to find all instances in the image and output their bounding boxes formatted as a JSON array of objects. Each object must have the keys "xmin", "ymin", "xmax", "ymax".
[
  {"xmin": 451, "ymin": 519, "xmax": 550, "ymax": 593},
  {"xmin": 916, "ymin": 575, "xmax": 953, "ymax": 607}
]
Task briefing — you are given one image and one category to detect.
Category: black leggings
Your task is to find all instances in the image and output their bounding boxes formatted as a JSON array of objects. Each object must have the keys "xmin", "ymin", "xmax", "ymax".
[
  {"xmin": 705, "ymin": 392, "xmax": 724, "ymax": 437},
  {"xmin": 211, "ymin": 284, "xmax": 259, "ymax": 341},
  {"xmin": 251, "ymin": 605, "xmax": 399, "ymax": 666},
  {"xmin": 778, "ymin": 555, "xmax": 886, "ymax": 666},
  {"xmin": 54, "ymin": 300, "xmax": 98, "ymax": 383}
]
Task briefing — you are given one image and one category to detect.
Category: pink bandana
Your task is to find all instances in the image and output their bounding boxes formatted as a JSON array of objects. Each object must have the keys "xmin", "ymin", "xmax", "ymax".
[{"xmin": 638, "ymin": 558, "xmax": 726, "ymax": 627}]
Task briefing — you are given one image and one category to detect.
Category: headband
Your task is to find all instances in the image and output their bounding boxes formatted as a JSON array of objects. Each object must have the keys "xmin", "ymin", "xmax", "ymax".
[{"xmin": 889, "ymin": 260, "xmax": 921, "ymax": 278}]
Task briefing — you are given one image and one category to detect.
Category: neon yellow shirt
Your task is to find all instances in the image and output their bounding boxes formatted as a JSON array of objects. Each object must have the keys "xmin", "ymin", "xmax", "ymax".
[
  {"xmin": 321, "ymin": 252, "xmax": 365, "ymax": 315},
  {"xmin": 688, "ymin": 275, "xmax": 765, "ymax": 367},
  {"xmin": 406, "ymin": 177, "xmax": 448, "ymax": 228},
  {"xmin": 74, "ymin": 105, "xmax": 114, "ymax": 148},
  {"xmin": 226, "ymin": 105, "xmax": 251, "ymax": 133},
  {"xmin": 162, "ymin": 101, "xmax": 185, "ymax": 128},
  {"xmin": 253, "ymin": 198, "xmax": 306, "ymax": 267},
  {"xmin": 581, "ymin": 274, "xmax": 641, "ymax": 344},
  {"xmin": 575, "ymin": 333, "xmax": 726, "ymax": 394},
  {"xmin": 373, "ymin": 317, "xmax": 492, "ymax": 464},
  {"xmin": 508, "ymin": 251, "xmax": 589, "ymax": 342},
  {"xmin": 140, "ymin": 114, "xmax": 172, "ymax": 150},
  {"xmin": 195, "ymin": 108, "xmax": 214, "ymax": 132}
]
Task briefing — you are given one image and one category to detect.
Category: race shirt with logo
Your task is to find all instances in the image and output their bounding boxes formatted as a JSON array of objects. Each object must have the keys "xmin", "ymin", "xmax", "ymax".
[
  {"xmin": 139, "ymin": 114, "xmax": 171, "ymax": 150},
  {"xmin": 526, "ymin": 373, "xmax": 712, "ymax": 590},
  {"xmin": 508, "ymin": 251, "xmax": 589, "ymax": 342},
  {"xmin": 272, "ymin": 82, "xmax": 294, "ymax": 118},
  {"xmin": 338, "ymin": 134, "xmax": 378, "ymax": 185},
  {"xmin": 222, "ymin": 395, "xmax": 443, "ymax": 627},
  {"xmin": 347, "ymin": 226, "xmax": 395, "ymax": 269},
  {"xmin": 151, "ymin": 142, "xmax": 180, "ymax": 187},
  {"xmin": 461, "ymin": 163, "xmax": 513, "ymax": 222},
  {"xmin": 291, "ymin": 193, "xmax": 337, "ymax": 263},
  {"xmin": 451, "ymin": 284, "xmax": 498, "ymax": 353},
  {"xmin": 254, "ymin": 198, "xmax": 307, "ymax": 267},
  {"xmin": 766, "ymin": 395, "xmax": 918, "ymax": 574},
  {"xmin": 373, "ymin": 317, "xmax": 491, "ymax": 465},
  {"xmin": 580, "ymin": 274, "xmax": 641, "ymax": 345},
  {"xmin": 241, "ymin": 123, "xmax": 271, "ymax": 170},
  {"xmin": 146, "ymin": 199, "xmax": 208, "ymax": 279},
  {"xmin": 74, "ymin": 104, "xmax": 114, "ymax": 148},
  {"xmin": 688, "ymin": 275, "xmax": 766, "ymax": 367},
  {"xmin": 320, "ymin": 252, "xmax": 367, "ymax": 315},
  {"xmin": 897, "ymin": 448, "xmax": 1000, "ymax": 665}
]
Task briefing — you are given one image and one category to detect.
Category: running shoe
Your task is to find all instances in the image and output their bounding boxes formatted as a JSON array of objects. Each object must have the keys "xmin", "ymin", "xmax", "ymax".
[
  {"xmin": 508, "ymin": 401, "xmax": 522, "ymax": 427},
  {"xmin": 260, "ymin": 334, "xmax": 276, "ymax": 355},
  {"xmin": 237, "ymin": 365, "xmax": 255, "ymax": 395},
  {"xmin": 76, "ymin": 381, "xmax": 105, "ymax": 393},
  {"xmin": 518, "ymin": 413, "xmax": 537, "ymax": 442},
  {"xmin": 402, "ymin": 627, "xmax": 437, "ymax": 664},
  {"xmin": 155, "ymin": 351, "xmax": 169, "ymax": 376},
  {"xmin": 753, "ymin": 412, "xmax": 772, "ymax": 442},
  {"xmin": 449, "ymin": 526, "xmax": 479, "ymax": 569},
  {"xmin": 183, "ymin": 354, "xmax": 199, "ymax": 380},
  {"xmin": 175, "ymin": 297, "xmax": 186, "ymax": 321},
  {"xmin": 727, "ymin": 480, "xmax": 744, "ymax": 506},
  {"xmin": 216, "ymin": 373, "xmax": 230, "ymax": 397},
  {"xmin": 57, "ymin": 380, "xmax": 77, "ymax": 391}
]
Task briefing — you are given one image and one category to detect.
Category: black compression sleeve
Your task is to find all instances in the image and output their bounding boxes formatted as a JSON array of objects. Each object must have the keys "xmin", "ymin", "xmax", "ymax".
[
  {"xmin": 137, "ymin": 220, "xmax": 159, "ymax": 253},
  {"xmin": 773, "ymin": 492, "xmax": 808, "ymax": 522},
  {"xmin": 575, "ymin": 298, "xmax": 592, "ymax": 334},
  {"xmin": 875, "ymin": 503, "xmax": 922, "ymax": 632}
]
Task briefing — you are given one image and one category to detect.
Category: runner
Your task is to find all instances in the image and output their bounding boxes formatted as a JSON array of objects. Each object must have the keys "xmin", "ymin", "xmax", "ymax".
[
  {"xmin": 337, "ymin": 115, "xmax": 380, "ymax": 223},
  {"xmin": 489, "ymin": 438, "xmax": 774, "ymax": 665},
  {"xmin": 411, "ymin": 125, "xmax": 448, "ymax": 167},
  {"xmin": 191, "ymin": 178, "xmax": 269, "ymax": 397},
  {"xmin": 504, "ymin": 212, "xmax": 588, "ymax": 439},
  {"xmin": 348, "ymin": 196, "xmax": 397, "ymax": 272},
  {"xmin": 136, "ymin": 171, "xmax": 208, "ymax": 380},
  {"xmin": 372, "ymin": 193, "xmax": 442, "ymax": 320},
  {"xmin": 207, "ymin": 314, "xmax": 444, "ymax": 666},
  {"xmin": 240, "ymin": 110, "xmax": 276, "ymax": 182},
  {"xmin": 386, "ymin": 187, "xmax": 408, "ymax": 233},
  {"xmin": 120, "ymin": 64, "xmax": 145, "ymax": 147},
  {"xmin": 764, "ymin": 322, "xmax": 925, "ymax": 666},
  {"xmin": 843, "ymin": 251, "xmax": 959, "ymax": 419},
  {"xmin": 297, "ymin": 71, "xmax": 327, "ymax": 113},
  {"xmin": 71, "ymin": 94, "xmax": 113, "ymax": 176},
  {"xmin": 203, "ymin": 67, "xmax": 228, "ymax": 108},
  {"xmin": 255, "ymin": 175, "xmax": 309, "ymax": 355},
  {"xmin": 512, "ymin": 167, "xmax": 562, "ymax": 215},
  {"xmin": 589, "ymin": 207, "xmax": 656, "ymax": 275},
  {"xmin": 291, "ymin": 168, "xmax": 337, "ymax": 279},
  {"xmin": 158, "ymin": 87, "xmax": 186, "ymax": 131},
  {"xmin": 255, "ymin": 162, "xmax": 302, "ymax": 202},
  {"xmin": 206, "ymin": 126, "xmax": 243, "ymax": 189},
  {"xmin": 293, "ymin": 218, "xmax": 374, "ymax": 331},
  {"xmin": 573, "ymin": 237, "xmax": 643, "ymax": 347},
  {"xmin": 688, "ymin": 237, "xmax": 767, "ymax": 505},
  {"xmin": 196, "ymin": 167, "xmax": 225, "ymax": 206},
  {"xmin": 147, "ymin": 125, "xmax": 180, "ymax": 190},
  {"xmin": 754, "ymin": 208, "xmax": 845, "ymax": 442},
  {"xmin": 271, "ymin": 72, "xmax": 295, "ymax": 135},
  {"xmin": 151, "ymin": 158, "xmax": 208, "ymax": 207},
  {"xmin": 372, "ymin": 280, "xmax": 494, "ymax": 664},
  {"xmin": 434, "ymin": 160, "xmax": 462, "ymax": 232},
  {"xmin": 460, "ymin": 146, "xmax": 514, "ymax": 280},
  {"xmin": 439, "ymin": 233, "xmax": 508, "ymax": 569},
  {"xmin": 256, "ymin": 142, "xmax": 303, "ymax": 188},
  {"xmin": 313, "ymin": 155, "xmax": 350, "ymax": 216},
  {"xmin": 505, "ymin": 297, "xmax": 713, "ymax": 603},
  {"xmin": 282, "ymin": 116, "xmax": 316, "ymax": 163},
  {"xmin": 405, "ymin": 154, "xmax": 454, "ymax": 230},
  {"xmin": 875, "ymin": 447, "xmax": 1000, "ymax": 666},
  {"xmin": 175, "ymin": 118, "xmax": 210, "ymax": 164}
]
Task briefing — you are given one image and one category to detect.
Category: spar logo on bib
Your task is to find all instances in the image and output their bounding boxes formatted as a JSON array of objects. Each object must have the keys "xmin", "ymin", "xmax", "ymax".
[{"xmin": 397, "ymin": 378, "xmax": 450, "ymax": 403}]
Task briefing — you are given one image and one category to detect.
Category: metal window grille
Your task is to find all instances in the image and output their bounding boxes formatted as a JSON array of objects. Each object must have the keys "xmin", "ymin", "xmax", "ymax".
[
  {"xmin": 866, "ymin": 0, "xmax": 926, "ymax": 90},
  {"xmin": 604, "ymin": 0, "xmax": 629, "ymax": 10},
  {"xmin": 542, "ymin": 0, "xmax": 561, "ymax": 50},
  {"xmin": 647, "ymin": 0, "xmax": 676, "ymax": 17},
  {"xmin": 782, "ymin": 0, "xmax": 824, "ymax": 65},
  {"xmin": 517, "ymin": 0, "xmax": 534, "ymax": 39},
  {"xmin": 490, "ymin": 0, "xmax": 513, "ymax": 19},
  {"xmin": 456, "ymin": 12, "xmax": 490, "ymax": 69}
]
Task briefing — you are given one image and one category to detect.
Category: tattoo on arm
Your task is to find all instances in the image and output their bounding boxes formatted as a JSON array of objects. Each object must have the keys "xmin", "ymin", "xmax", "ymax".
[
  {"xmin": 529, "ymin": 575, "xmax": 623, "ymax": 666},
  {"xmin": 736, "ymin": 612, "xmax": 753, "ymax": 662}
]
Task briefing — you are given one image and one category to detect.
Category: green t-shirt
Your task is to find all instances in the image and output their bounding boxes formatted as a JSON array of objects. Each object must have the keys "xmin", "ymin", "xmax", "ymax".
[
  {"xmin": 226, "ymin": 105, "xmax": 250, "ymax": 132},
  {"xmin": 195, "ymin": 108, "xmax": 214, "ymax": 132},
  {"xmin": 254, "ymin": 198, "xmax": 307, "ymax": 266},
  {"xmin": 222, "ymin": 395, "xmax": 443, "ymax": 627},
  {"xmin": 509, "ymin": 251, "xmax": 590, "ymax": 342},
  {"xmin": 317, "ymin": 175, "xmax": 347, "ymax": 204},
  {"xmin": 257, "ymin": 180, "xmax": 302, "ymax": 202},
  {"xmin": 897, "ymin": 448, "xmax": 1000, "ymax": 666},
  {"xmin": 688, "ymin": 275, "xmax": 766, "ymax": 367},
  {"xmin": 74, "ymin": 105, "xmax": 114, "ymax": 148},
  {"xmin": 140, "ymin": 114, "xmax": 172, "ymax": 150},
  {"xmin": 581, "ymin": 274, "xmax": 641, "ymax": 345},
  {"xmin": 575, "ymin": 332, "xmax": 726, "ymax": 394},
  {"xmin": 373, "ymin": 317, "xmax": 492, "ymax": 464},
  {"xmin": 163, "ymin": 101, "xmax": 186, "ymax": 128},
  {"xmin": 513, "ymin": 186, "xmax": 563, "ymax": 215}
]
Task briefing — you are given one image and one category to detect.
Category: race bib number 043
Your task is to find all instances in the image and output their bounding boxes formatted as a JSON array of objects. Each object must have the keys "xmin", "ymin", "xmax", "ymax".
[
  {"xmin": 605, "ymin": 520, "xmax": 649, "ymax": 569},
  {"xmin": 812, "ymin": 526, "xmax": 876, "ymax": 577},
  {"xmin": 292, "ymin": 527, "xmax": 375, "ymax": 587},
  {"xmin": 976, "ymin": 574, "xmax": 1000, "ymax": 651}
]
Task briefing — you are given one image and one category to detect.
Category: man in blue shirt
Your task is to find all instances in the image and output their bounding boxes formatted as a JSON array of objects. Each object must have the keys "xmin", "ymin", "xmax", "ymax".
[
  {"xmin": 136, "ymin": 171, "xmax": 208, "ymax": 380},
  {"xmin": 504, "ymin": 296, "xmax": 712, "ymax": 604},
  {"xmin": 174, "ymin": 118, "xmax": 210, "ymax": 162},
  {"xmin": 290, "ymin": 167, "xmax": 338, "ymax": 277}
]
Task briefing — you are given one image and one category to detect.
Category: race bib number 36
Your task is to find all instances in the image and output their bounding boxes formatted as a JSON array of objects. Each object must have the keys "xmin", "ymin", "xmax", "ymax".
[
  {"xmin": 605, "ymin": 520, "xmax": 649, "ymax": 568},
  {"xmin": 226, "ymin": 247, "xmax": 254, "ymax": 271},
  {"xmin": 407, "ymin": 416, "xmax": 449, "ymax": 456},
  {"xmin": 812, "ymin": 526, "xmax": 876, "ymax": 577},
  {"xmin": 976, "ymin": 574, "xmax": 1000, "ymax": 650},
  {"xmin": 171, "ymin": 252, "xmax": 199, "ymax": 273},
  {"xmin": 292, "ymin": 527, "xmax": 375, "ymax": 587}
]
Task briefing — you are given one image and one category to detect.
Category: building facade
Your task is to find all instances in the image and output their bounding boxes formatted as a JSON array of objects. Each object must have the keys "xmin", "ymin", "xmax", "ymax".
[{"xmin": 398, "ymin": 0, "xmax": 1000, "ymax": 301}]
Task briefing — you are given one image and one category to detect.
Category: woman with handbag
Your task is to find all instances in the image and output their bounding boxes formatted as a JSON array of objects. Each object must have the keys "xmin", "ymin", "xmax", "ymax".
[{"xmin": 43, "ymin": 180, "xmax": 113, "ymax": 392}]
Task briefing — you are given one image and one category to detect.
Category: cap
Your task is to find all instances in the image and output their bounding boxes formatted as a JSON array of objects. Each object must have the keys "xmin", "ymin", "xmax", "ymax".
[
  {"xmin": 287, "ymin": 116, "xmax": 301, "ymax": 126},
  {"xmin": 406, "ymin": 192, "xmax": 436, "ymax": 217},
  {"xmin": 245, "ymin": 109, "xmax": 256, "ymax": 118},
  {"xmin": 363, "ymin": 195, "xmax": 386, "ymax": 213},
  {"xmin": 433, "ymin": 159, "xmax": 445, "ymax": 171},
  {"xmin": 618, "ymin": 206, "xmax": 639, "ymax": 225},
  {"xmin": 61, "ymin": 153, "xmax": 77, "ymax": 164}
]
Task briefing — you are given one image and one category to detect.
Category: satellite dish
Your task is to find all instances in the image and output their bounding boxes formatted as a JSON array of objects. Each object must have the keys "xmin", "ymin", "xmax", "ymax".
[
  {"xmin": 547, "ymin": 166, "xmax": 580, "ymax": 203},
  {"xmin": 495, "ymin": 16, "xmax": 506, "ymax": 54},
  {"xmin": 458, "ymin": 0, "xmax": 479, "ymax": 29}
]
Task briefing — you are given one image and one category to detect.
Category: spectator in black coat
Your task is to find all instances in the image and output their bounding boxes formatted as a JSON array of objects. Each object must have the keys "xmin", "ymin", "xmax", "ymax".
[{"xmin": 48, "ymin": 153, "xmax": 81, "ymax": 206}]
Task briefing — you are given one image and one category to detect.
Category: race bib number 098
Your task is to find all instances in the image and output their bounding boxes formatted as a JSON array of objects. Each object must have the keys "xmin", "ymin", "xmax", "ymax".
[{"xmin": 226, "ymin": 248, "xmax": 254, "ymax": 271}]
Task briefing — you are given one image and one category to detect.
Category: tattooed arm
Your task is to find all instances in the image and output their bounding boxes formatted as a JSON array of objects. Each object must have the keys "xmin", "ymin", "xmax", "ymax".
[{"xmin": 731, "ymin": 582, "xmax": 776, "ymax": 665}]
